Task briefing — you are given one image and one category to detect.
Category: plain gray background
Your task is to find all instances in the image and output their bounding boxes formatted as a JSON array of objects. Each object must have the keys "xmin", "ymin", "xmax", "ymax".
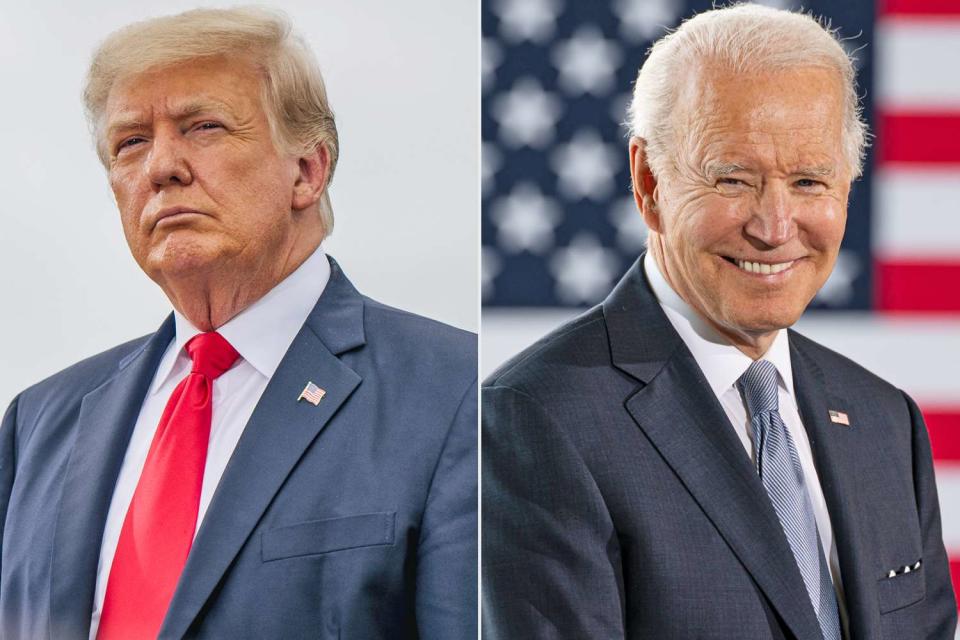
[{"xmin": 0, "ymin": 1, "xmax": 478, "ymax": 406}]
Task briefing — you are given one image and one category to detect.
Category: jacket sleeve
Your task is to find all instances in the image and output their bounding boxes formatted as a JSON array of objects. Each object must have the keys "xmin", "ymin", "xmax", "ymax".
[
  {"xmin": 903, "ymin": 391, "xmax": 958, "ymax": 638},
  {"xmin": 415, "ymin": 378, "xmax": 478, "ymax": 640},
  {"xmin": 0, "ymin": 396, "xmax": 19, "ymax": 582},
  {"xmin": 482, "ymin": 384, "xmax": 625, "ymax": 640}
]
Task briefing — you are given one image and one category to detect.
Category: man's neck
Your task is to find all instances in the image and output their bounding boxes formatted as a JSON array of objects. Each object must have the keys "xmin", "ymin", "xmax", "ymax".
[{"xmin": 157, "ymin": 238, "xmax": 322, "ymax": 332}]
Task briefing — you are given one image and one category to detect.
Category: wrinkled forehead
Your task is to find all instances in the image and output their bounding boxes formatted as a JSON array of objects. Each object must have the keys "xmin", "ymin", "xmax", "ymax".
[
  {"xmin": 671, "ymin": 64, "xmax": 846, "ymax": 169},
  {"xmin": 104, "ymin": 56, "xmax": 264, "ymax": 127}
]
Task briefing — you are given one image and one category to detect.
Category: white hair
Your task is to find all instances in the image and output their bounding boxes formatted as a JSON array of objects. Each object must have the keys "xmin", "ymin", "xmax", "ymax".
[
  {"xmin": 83, "ymin": 6, "xmax": 338, "ymax": 234},
  {"xmin": 628, "ymin": 3, "xmax": 869, "ymax": 179}
]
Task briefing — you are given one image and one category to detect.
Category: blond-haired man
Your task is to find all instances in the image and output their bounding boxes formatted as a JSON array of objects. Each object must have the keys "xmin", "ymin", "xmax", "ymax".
[{"xmin": 0, "ymin": 9, "xmax": 476, "ymax": 639}]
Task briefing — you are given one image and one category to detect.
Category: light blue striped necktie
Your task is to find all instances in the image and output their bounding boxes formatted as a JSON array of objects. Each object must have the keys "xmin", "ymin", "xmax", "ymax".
[{"xmin": 739, "ymin": 359, "xmax": 842, "ymax": 640}]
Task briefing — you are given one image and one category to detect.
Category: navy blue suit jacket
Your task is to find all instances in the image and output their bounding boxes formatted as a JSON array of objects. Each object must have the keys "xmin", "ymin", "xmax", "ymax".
[
  {"xmin": 482, "ymin": 256, "xmax": 956, "ymax": 639},
  {"xmin": 0, "ymin": 258, "xmax": 477, "ymax": 639}
]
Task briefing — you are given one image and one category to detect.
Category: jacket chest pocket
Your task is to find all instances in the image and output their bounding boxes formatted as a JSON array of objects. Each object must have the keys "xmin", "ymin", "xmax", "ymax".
[
  {"xmin": 877, "ymin": 560, "xmax": 925, "ymax": 614},
  {"xmin": 261, "ymin": 511, "xmax": 396, "ymax": 562}
]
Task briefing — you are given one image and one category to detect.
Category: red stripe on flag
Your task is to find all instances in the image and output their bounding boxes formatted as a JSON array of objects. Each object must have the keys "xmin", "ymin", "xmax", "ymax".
[
  {"xmin": 924, "ymin": 410, "xmax": 960, "ymax": 461},
  {"xmin": 879, "ymin": 0, "xmax": 960, "ymax": 16},
  {"xmin": 876, "ymin": 112, "xmax": 960, "ymax": 165},
  {"xmin": 875, "ymin": 261, "xmax": 960, "ymax": 312}
]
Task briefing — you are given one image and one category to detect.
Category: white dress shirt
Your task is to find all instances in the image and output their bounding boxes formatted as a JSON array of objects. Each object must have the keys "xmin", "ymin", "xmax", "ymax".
[
  {"xmin": 643, "ymin": 255, "xmax": 848, "ymax": 631},
  {"xmin": 89, "ymin": 246, "xmax": 331, "ymax": 638}
]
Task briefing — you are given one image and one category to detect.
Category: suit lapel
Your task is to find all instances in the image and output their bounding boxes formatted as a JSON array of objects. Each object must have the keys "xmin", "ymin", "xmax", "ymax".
[
  {"xmin": 790, "ymin": 335, "xmax": 879, "ymax": 640},
  {"xmin": 604, "ymin": 256, "xmax": 823, "ymax": 640},
  {"xmin": 160, "ymin": 259, "xmax": 365, "ymax": 639},
  {"xmin": 50, "ymin": 317, "xmax": 175, "ymax": 639}
]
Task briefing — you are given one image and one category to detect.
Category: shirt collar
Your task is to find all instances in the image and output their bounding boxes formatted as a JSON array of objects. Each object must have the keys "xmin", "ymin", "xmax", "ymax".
[
  {"xmin": 150, "ymin": 245, "xmax": 331, "ymax": 393},
  {"xmin": 642, "ymin": 253, "xmax": 795, "ymax": 400}
]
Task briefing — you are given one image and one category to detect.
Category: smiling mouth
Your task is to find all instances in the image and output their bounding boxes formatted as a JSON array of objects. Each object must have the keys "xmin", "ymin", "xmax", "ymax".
[{"xmin": 722, "ymin": 256, "xmax": 796, "ymax": 275}]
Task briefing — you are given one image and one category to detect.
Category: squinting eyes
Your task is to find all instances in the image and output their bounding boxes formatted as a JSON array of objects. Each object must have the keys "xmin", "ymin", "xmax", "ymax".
[
  {"xmin": 715, "ymin": 178, "xmax": 825, "ymax": 190},
  {"xmin": 114, "ymin": 122, "xmax": 224, "ymax": 155}
]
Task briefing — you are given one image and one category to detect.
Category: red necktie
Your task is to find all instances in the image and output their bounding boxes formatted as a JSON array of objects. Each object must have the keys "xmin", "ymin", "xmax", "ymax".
[{"xmin": 97, "ymin": 332, "xmax": 239, "ymax": 640}]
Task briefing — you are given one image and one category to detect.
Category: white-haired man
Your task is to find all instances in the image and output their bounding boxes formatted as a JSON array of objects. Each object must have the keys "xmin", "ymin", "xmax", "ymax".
[
  {"xmin": 483, "ymin": 5, "xmax": 956, "ymax": 639},
  {"xmin": 0, "ymin": 8, "xmax": 476, "ymax": 640}
]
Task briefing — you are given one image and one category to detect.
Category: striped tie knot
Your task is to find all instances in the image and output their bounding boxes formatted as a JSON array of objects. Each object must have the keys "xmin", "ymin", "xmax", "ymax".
[
  {"xmin": 738, "ymin": 359, "xmax": 780, "ymax": 418},
  {"xmin": 186, "ymin": 332, "xmax": 239, "ymax": 380}
]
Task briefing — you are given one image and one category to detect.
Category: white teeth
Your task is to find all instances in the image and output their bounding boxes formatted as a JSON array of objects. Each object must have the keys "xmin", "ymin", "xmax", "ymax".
[{"xmin": 734, "ymin": 259, "xmax": 794, "ymax": 274}]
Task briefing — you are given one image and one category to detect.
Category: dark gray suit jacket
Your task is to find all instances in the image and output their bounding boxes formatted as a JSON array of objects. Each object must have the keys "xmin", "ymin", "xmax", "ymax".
[
  {"xmin": 483, "ymin": 256, "xmax": 956, "ymax": 639},
  {"xmin": 0, "ymin": 258, "xmax": 477, "ymax": 639}
]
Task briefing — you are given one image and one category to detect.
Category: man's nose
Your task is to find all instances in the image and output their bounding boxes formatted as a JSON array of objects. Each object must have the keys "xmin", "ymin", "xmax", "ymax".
[
  {"xmin": 744, "ymin": 182, "xmax": 796, "ymax": 247},
  {"xmin": 144, "ymin": 131, "xmax": 193, "ymax": 188}
]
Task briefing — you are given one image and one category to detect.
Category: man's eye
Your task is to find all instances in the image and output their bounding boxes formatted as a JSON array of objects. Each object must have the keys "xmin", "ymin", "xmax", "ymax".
[
  {"xmin": 718, "ymin": 177, "xmax": 746, "ymax": 186},
  {"xmin": 117, "ymin": 137, "xmax": 145, "ymax": 152},
  {"xmin": 194, "ymin": 122, "xmax": 222, "ymax": 131},
  {"xmin": 796, "ymin": 178, "xmax": 823, "ymax": 189}
]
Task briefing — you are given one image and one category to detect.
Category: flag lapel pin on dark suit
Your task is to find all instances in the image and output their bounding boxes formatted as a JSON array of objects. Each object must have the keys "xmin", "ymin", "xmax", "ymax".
[
  {"xmin": 298, "ymin": 381, "xmax": 326, "ymax": 406},
  {"xmin": 828, "ymin": 410, "xmax": 850, "ymax": 426}
]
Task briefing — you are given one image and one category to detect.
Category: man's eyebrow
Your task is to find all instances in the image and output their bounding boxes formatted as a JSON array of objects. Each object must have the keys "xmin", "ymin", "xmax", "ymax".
[
  {"xmin": 105, "ymin": 116, "xmax": 148, "ymax": 139},
  {"xmin": 793, "ymin": 165, "xmax": 836, "ymax": 178},
  {"xmin": 106, "ymin": 98, "xmax": 240, "ymax": 139},
  {"xmin": 703, "ymin": 162, "xmax": 837, "ymax": 179},
  {"xmin": 704, "ymin": 162, "xmax": 751, "ymax": 178},
  {"xmin": 168, "ymin": 98, "xmax": 240, "ymax": 121}
]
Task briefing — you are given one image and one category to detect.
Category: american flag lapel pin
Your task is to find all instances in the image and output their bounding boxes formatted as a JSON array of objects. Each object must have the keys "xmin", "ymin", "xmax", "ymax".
[
  {"xmin": 298, "ymin": 381, "xmax": 326, "ymax": 406},
  {"xmin": 828, "ymin": 410, "xmax": 850, "ymax": 426}
]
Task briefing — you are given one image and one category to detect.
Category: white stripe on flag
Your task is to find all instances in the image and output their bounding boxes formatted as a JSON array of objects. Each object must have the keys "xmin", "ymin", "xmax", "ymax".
[
  {"xmin": 876, "ymin": 19, "xmax": 960, "ymax": 109},
  {"xmin": 794, "ymin": 315, "xmax": 960, "ymax": 406},
  {"xmin": 874, "ymin": 169, "xmax": 960, "ymax": 259}
]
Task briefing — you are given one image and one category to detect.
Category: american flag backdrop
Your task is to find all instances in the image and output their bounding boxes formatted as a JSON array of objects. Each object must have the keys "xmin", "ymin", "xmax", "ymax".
[{"xmin": 481, "ymin": 0, "xmax": 960, "ymax": 626}]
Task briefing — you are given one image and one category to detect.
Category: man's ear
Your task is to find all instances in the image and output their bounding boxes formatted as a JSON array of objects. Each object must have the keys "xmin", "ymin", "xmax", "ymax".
[
  {"xmin": 629, "ymin": 136, "xmax": 662, "ymax": 234},
  {"xmin": 291, "ymin": 144, "xmax": 331, "ymax": 212}
]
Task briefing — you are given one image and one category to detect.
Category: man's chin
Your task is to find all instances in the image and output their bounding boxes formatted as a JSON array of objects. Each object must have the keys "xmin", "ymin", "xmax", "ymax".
[
  {"xmin": 145, "ymin": 248, "xmax": 226, "ymax": 282},
  {"xmin": 729, "ymin": 309, "xmax": 804, "ymax": 337}
]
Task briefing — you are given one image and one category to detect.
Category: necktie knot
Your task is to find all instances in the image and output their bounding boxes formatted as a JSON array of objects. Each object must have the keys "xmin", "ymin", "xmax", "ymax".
[
  {"xmin": 185, "ymin": 332, "xmax": 239, "ymax": 380},
  {"xmin": 738, "ymin": 359, "xmax": 780, "ymax": 417}
]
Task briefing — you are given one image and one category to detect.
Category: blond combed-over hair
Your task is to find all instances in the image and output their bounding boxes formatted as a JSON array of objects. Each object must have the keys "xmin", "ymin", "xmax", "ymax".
[
  {"xmin": 628, "ymin": 3, "xmax": 869, "ymax": 180},
  {"xmin": 83, "ymin": 6, "xmax": 339, "ymax": 232}
]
